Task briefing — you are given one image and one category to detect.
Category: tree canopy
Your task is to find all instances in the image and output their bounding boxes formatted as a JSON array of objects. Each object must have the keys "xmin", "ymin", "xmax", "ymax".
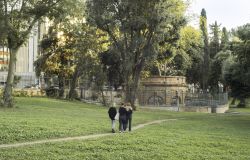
[
  {"xmin": 86, "ymin": 0, "xmax": 186, "ymax": 108},
  {"xmin": 222, "ymin": 24, "xmax": 250, "ymax": 107},
  {"xmin": 0, "ymin": 0, "xmax": 72, "ymax": 107}
]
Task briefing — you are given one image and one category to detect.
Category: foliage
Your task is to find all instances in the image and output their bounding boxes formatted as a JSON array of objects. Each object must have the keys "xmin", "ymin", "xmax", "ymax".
[
  {"xmin": 66, "ymin": 27, "xmax": 110, "ymax": 100},
  {"xmin": 200, "ymin": 8, "xmax": 210, "ymax": 90},
  {"xmin": 13, "ymin": 90, "xmax": 29, "ymax": 97},
  {"xmin": 209, "ymin": 21, "xmax": 221, "ymax": 58},
  {"xmin": 0, "ymin": 0, "xmax": 70, "ymax": 107},
  {"xmin": 222, "ymin": 24, "xmax": 250, "ymax": 107},
  {"xmin": 87, "ymin": 0, "xmax": 186, "ymax": 108},
  {"xmin": 152, "ymin": 26, "xmax": 203, "ymax": 84},
  {"xmin": 220, "ymin": 27, "xmax": 230, "ymax": 50},
  {"xmin": 176, "ymin": 26, "xmax": 203, "ymax": 82},
  {"xmin": 100, "ymin": 50, "xmax": 124, "ymax": 90},
  {"xmin": 209, "ymin": 50, "xmax": 231, "ymax": 93}
]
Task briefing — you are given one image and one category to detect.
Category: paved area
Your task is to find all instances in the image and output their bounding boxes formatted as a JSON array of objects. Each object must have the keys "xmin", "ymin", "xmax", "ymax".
[{"xmin": 0, "ymin": 119, "xmax": 179, "ymax": 149}]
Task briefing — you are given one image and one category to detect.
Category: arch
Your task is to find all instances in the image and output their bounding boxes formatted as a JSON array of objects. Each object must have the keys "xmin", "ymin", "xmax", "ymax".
[{"xmin": 148, "ymin": 95, "xmax": 164, "ymax": 106}]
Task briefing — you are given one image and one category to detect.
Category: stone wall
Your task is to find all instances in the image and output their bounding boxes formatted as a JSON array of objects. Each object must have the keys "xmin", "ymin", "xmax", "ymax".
[
  {"xmin": 139, "ymin": 76, "xmax": 187, "ymax": 106},
  {"xmin": 211, "ymin": 104, "xmax": 229, "ymax": 113}
]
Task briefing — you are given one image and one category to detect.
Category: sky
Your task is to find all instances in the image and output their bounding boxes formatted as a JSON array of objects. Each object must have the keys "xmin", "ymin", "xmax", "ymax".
[{"xmin": 187, "ymin": 0, "xmax": 250, "ymax": 30}]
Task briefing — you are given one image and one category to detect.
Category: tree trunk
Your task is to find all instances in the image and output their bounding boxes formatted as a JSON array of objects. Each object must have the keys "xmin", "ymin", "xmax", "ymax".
[
  {"xmin": 157, "ymin": 64, "xmax": 162, "ymax": 76},
  {"xmin": 2, "ymin": 49, "xmax": 17, "ymax": 107},
  {"xmin": 100, "ymin": 88, "xmax": 107, "ymax": 106},
  {"xmin": 237, "ymin": 98, "xmax": 246, "ymax": 108},
  {"xmin": 68, "ymin": 69, "xmax": 79, "ymax": 100},
  {"xmin": 58, "ymin": 73, "xmax": 65, "ymax": 98},
  {"xmin": 125, "ymin": 80, "xmax": 140, "ymax": 110},
  {"xmin": 124, "ymin": 60, "xmax": 144, "ymax": 110}
]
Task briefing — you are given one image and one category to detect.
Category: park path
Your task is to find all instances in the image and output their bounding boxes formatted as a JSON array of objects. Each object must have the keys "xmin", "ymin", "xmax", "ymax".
[{"xmin": 0, "ymin": 119, "xmax": 179, "ymax": 149}]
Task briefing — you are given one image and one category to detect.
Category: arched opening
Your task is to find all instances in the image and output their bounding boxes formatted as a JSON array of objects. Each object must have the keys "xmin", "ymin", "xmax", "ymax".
[{"xmin": 148, "ymin": 95, "xmax": 164, "ymax": 106}]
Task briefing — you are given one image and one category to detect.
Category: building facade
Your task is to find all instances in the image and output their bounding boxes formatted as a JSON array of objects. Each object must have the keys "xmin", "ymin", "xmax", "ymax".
[{"xmin": 0, "ymin": 22, "xmax": 47, "ymax": 88}]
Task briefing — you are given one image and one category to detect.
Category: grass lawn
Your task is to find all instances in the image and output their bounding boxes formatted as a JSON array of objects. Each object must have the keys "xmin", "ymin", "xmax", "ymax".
[
  {"xmin": 0, "ymin": 97, "xmax": 250, "ymax": 160},
  {"xmin": 228, "ymin": 98, "xmax": 250, "ymax": 113},
  {"xmin": 0, "ymin": 97, "xmax": 183, "ymax": 144}
]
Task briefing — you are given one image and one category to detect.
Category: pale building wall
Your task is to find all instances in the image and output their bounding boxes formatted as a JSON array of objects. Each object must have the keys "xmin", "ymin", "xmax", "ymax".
[
  {"xmin": 15, "ymin": 24, "xmax": 39, "ymax": 73},
  {"xmin": 0, "ymin": 21, "xmax": 47, "ymax": 88}
]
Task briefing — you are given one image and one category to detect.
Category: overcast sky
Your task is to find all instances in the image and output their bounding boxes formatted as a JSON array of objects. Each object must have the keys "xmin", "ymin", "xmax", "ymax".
[{"xmin": 187, "ymin": 0, "xmax": 250, "ymax": 30}]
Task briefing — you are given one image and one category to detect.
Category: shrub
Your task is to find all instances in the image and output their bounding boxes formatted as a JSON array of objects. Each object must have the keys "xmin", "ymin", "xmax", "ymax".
[{"xmin": 45, "ymin": 86, "xmax": 59, "ymax": 97}]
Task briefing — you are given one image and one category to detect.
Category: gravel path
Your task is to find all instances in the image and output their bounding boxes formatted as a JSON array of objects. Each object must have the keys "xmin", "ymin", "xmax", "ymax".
[{"xmin": 0, "ymin": 119, "xmax": 179, "ymax": 149}]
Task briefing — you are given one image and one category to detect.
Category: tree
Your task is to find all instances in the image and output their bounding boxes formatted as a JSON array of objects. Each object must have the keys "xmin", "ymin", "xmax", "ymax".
[
  {"xmin": 100, "ymin": 50, "xmax": 124, "ymax": 90},
  {"xmin": 209, "ymin": 21, "xmax": 221, "ymax": 58},
  {"xmin": 178, "ymin": 26, "xmax": 203, "ymax": 84},
  {"xmin": 222, "ymin": 24, "xmax": 250, "ymax": 107},
  {"xmin": 1, "ymin": 0, "xmax": 68, "ymax": 107},
  {"xmin": 209, "ymin": 50, "xmax": 231, "ymax": 93},
  {"xmin": 87, "ymin": 0, "xmax": 186, "ymax": 109},
  {"xmin": 153, "ymin": 17, "xmax": 186, "ymax": 77},
  {"xmin": 35, "ymin": 23, "xmax": 76, "ymax": 98},
  {"xmin": 0, "ymin": 1, "xmax": 6, "ymax": 41},
  {"xmin": 68, "ymin": 27, "xmax": 109, "ymax": 100},
  {"xmin": 34, "ymin": 0, "xmax": 86, "ymax": 99},
  {"xmin": 200, "ymin": 8, "xmax": 210, "ymax": 90},
  {"xmin": 220, "ymin": 27, "xmax": 230, "ymax": 51}
]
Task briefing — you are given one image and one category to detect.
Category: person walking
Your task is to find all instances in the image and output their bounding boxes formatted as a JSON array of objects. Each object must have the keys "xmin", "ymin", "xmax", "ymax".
[
  {"xmin": 126, "ymin": 102, "xmax": 133, "ymax": 131},
  {"xmin": 108, "ymin": 106, "xmax": 117, "ymax": 133},
  {"xmin": 119, "ymin": 103, "xmax": 127, "ymax": 132}
]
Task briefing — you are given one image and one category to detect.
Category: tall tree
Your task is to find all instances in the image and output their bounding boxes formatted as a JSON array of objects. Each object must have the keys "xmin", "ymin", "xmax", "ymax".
[
  {"xmin": 209, "ymin": 21, "xmax": 221, "ymax": 58},
  {"xmin": 222, "ymin": 24, "xmax": 250, "ymax": 107},
  {"xmin": 178, "ymin": 26, "xmax": 203, "ymax": 84},
  {"xmin": 200, "ymin": 8, "xmax": 210, "ymax": 90},
  {"xmin": 35, "ymin": 0, "xmax": 82, "ymax": 98},
  {"xmin": 220, "ymin": 27, "xmax": 230, "ymax": 50},
  {"xmin": 1, "ymin": 0, "xmax": 67, "ymax": 107},
  {"xmin": 209, "ymin": 50, "xmax": 231, "ymax": 93},
  {"xmin": 68, "ymin": 27, "xmax": 109, "ymax": 100},
  {"xmin": 87, "ymin": 0, "xmax": 186, "ymax": 109},
  {"xmin": 35, "ymin": 23, "xmax": 75, "ymax": 98}
]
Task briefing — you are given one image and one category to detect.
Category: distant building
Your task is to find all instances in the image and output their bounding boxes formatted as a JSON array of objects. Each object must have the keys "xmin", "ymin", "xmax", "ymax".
[{"xmin": 0, "ymin": 22, "xmax": 48, "ymax": 88}]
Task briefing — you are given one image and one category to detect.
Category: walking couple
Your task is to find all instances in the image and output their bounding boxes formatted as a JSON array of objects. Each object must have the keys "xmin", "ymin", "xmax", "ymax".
[{"xmin": 108, "ymin": 102, "xmax": 133, "ymax": 133}]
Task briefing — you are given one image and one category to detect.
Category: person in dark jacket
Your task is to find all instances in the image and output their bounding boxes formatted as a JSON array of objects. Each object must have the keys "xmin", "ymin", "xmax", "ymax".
[
  {"xmin": 119, "ymin": 103, "xmax": 127, "ymax": 132},
  {"xmin": 108, "ymin": 106, "xmax": 117, "ymax": 133},
  {"xmin": 126, "ymin": 103, "xmax": 133, "ymax": 131}
]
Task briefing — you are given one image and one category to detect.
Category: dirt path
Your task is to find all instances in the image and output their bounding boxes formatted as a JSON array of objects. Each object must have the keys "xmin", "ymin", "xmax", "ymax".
[{"xmin": 0, "ymin": 119, "xmax": 179, "ymax": 149}]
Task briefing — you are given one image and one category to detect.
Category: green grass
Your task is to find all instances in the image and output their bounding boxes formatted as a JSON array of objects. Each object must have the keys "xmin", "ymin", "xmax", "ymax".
[
  {"xmin": 229, "ymin": 107, "xmax": 250, "ymax": 113},
  {"xmin": 0, "ymin": 97, "xmax": 250, "ymax": 160},
  {"xmin": 0, "ymin": 97, "xmax": 183, "ymax": 144},
  {"xmin": 228, "ymin": 98, "xmax": 250, "ymax": 113}
]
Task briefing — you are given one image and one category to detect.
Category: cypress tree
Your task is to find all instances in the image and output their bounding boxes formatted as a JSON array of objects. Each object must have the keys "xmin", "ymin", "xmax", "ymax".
[
  {"xmin": 220, "ymin": 27, "xmax": 229, "ymax": 50},
  {"xmin": 200, "ymin": 8, "xmax": 210, "ymax": 90},
  {"xmin": 210, "ymin": 21, "xmax": 221, "ymax": 58}
]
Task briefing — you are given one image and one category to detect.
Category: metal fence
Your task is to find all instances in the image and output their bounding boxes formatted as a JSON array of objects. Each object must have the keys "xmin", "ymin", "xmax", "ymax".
[
  {"xmin": 184, "ymin": 92, "xmax": 228, "ymax": 107},
  {"xmin": 0, "ymin": 73, "xmax": 228, "ymax": 108},
  {"xmin": 137, "ymin": 89, "xmax": 228, "ymax": 107}
]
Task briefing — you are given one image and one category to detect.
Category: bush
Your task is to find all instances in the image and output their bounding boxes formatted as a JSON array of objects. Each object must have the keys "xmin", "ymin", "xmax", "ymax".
[
  {"xmin": 91, "ymin": 92, "xmax": 99, "ymax": 101},
  {"xmin": 13, "ymin": 90, "xmax": 29, "ymax": 97},
  {"xmin": 45, "ymin": 86, "xmax": 59, "ymax": 97}
]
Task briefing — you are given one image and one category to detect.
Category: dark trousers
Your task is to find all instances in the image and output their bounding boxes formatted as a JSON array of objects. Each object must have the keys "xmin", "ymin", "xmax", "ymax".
[
  {"xmin": 119, "ymin": 116, "xmax": 127, "ymax": 131},
  {"xmin": 127, "ymin": 117, "xmax": 132, "ymax": 131}
]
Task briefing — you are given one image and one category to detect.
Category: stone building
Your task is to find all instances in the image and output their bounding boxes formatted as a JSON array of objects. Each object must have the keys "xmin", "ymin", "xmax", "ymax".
[{"xmin": 138, "ymin": 76, "xmax": 187, "ymax": 106}]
